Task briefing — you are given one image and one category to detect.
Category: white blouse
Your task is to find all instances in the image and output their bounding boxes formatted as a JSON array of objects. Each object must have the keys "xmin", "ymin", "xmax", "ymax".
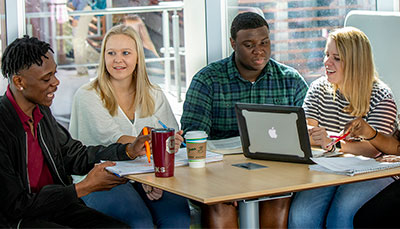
[{"xmin": 69, "ymin": 82, "xmax": 179, "ymax": 146}]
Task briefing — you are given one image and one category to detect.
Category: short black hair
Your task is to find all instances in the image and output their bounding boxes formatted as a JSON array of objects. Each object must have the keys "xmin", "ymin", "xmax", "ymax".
[
  {"xmin": 1, "ymin": 35, "xmax": 53, "ymax": 80},
  {"xmin": 230, "ymin": 12, "xmax": 269, "ymax": 40}
]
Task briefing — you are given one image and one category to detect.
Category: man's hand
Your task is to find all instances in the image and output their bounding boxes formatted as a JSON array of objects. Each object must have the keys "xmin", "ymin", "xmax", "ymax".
[
  {"xmin": 126, "ymin": 134, "xmax": 151, "ymax": 159},
  {"xmin": 75, "ymin": 161, "xmax": 127, "ymax": 198},
  {"xmin": 71, "ymin": 19, "xmax": 78, "ymax": 27},
  {"xmin": 142, "ymin": 184, "xmax": 163, "ymax": 200}
]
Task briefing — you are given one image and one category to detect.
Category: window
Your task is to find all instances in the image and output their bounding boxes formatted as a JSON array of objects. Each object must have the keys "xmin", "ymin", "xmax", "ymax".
[
  {"xmin": 21, "ymin": 0, "xmax": 184, "ymax": 127},
  {"xmin": 226, "ymin": 0, "xmax": 377, "ymax": 84}
]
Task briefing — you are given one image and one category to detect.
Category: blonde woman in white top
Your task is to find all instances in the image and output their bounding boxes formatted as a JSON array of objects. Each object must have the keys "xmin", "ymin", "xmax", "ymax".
[{"xmin": 69, "ymin": 24, "xmax": 190, "ymax": 228}]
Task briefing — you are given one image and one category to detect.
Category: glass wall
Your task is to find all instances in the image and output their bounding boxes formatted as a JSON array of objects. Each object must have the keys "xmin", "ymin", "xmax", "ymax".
[
  {"xmin": 0, "ymin": 0, "xmax": 398, "ymax": 125},
  {"xmin": 20, "ymin": 0, "xmax": 185, "ymax": 127},
  {"xmin": 24, "ymin": 0, "xmax": 184, "ymax": 79},
  {"xmin": 225, "ymin": 0, "xmax": 377, "ymax": 84},
  {"xmin": 0, "ymin": 0, "xmax": 6, "ymax": 93},
  {"xmin": 0, "ymin": 0, "xmax": 5, "ymax": 54}
]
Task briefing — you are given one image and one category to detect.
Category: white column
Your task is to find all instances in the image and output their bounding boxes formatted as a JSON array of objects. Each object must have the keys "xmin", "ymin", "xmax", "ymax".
[
  {"xmin": 183, "ymin": 0, "xmax": 207, "ymax": 88},
  {"xmin": 5, "ymin": 0, "xmax": 25, "ymax": 44}
]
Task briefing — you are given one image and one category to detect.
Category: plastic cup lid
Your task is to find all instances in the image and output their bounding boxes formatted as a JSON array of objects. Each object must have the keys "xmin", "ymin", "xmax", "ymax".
[{"xmin": 184, "ymin": 130, "xmax": 208, "ymax": 140}]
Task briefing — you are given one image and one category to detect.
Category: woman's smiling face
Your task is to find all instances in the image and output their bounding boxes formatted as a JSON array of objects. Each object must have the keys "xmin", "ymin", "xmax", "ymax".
[
  {"xmin": 324, "ymin": 37, "xmax": 344, "ymax": 87},
  {"xmin": 105, "ymin": 34, "xmax": 138, "ymax": 83}
]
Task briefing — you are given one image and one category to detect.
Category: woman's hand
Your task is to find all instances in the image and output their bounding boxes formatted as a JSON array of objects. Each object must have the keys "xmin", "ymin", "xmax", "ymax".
[
  {"xmin": 174, "ymin": 130, "xmax": 184, "ymax": 153},
  {"xmin": 309, "ymin": 126, "xmax": 332, "ymax": 150},
  {"xmin": 376, "ymin": 155, "xmax": 400, "ymax": 163},
  {"xmin": 142, "ymin": 184, "xmax": 163, "ymax": 200}
]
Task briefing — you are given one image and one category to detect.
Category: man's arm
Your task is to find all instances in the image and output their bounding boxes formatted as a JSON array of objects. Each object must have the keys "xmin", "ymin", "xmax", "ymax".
[
  {"xmin": 345, "ymin": 117, "xmax": 400, "ymax": 155},
  {"xmin": 340, "ymin": 99, "xmax": 397, "ymax": 156},
  {"xmin": 0, "ymin": 141, "xmax": 80, "ymax": 221},
  {"xmin": 181, "ymin": 75, "xmax": 213, "ymax": 136},
  {"xmin": 74, "ymin": 135, "xmax": 150, "ymax": 198}
]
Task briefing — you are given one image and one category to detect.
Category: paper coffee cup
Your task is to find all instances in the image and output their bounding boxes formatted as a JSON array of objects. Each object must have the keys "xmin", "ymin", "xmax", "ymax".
[{"xmin": 184, "ymin": 131, "xmax": 208, "ymax": 168}]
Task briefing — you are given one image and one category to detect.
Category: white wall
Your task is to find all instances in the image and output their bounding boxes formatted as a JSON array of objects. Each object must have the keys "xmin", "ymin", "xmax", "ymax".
[{"xmin": 377, "ymin": 0, "xmax": 396, "ymax": 11}]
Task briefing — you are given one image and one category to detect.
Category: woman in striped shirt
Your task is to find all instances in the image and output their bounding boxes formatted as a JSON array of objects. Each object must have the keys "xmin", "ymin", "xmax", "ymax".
[{"xmin": 289, "ymin": 27, "xmax": 397, "ymax": 228}]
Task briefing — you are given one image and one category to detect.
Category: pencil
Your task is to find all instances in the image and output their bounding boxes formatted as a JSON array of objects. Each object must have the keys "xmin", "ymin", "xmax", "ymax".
[
  {"xmin": 327, "ymin": 131, "xmax": 350, "ymax": 148},
  {"xmin": 142, "ymin": 127, "xmax": 151, "ymax": 163}
]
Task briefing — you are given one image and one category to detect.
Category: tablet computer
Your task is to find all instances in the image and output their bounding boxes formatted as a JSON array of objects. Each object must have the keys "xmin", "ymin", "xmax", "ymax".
[{"xmin": 235, "ymin": 103, "xmax": 314, "ymax": 164}]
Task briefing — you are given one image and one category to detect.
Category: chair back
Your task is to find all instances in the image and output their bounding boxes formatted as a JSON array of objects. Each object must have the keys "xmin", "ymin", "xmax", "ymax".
[{"xmin": 344, "ymin": 10, "xmax": 400, "ymax": 106}]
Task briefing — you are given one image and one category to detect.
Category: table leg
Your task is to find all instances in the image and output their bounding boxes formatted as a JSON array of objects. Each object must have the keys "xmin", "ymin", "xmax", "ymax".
[
  {"xmin": 238, "ymin": 193, "xmax": 293, "ymax": 228},
  {"xmin": 239, "ymin": 200, "xmax": 259, "ymax": 228}
]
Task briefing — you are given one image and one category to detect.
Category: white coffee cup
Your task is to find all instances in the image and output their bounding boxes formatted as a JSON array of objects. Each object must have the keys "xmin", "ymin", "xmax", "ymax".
[{"xmin": 184, "ymin": 131, "xmax": 208, "ymax": 168}]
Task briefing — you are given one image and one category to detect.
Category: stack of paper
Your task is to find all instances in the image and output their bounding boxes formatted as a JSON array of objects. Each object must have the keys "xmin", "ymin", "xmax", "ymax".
[
  {"xmin": 310, "ymin": 156, "xmax": 400, "ymax": 176},
  {"xmin": 106, "ymin": 148, "xmax": 223, "ymax": 176},
  {"xmin": 207, "ymin": 136, "xmax": 243, "ymax": 155}
]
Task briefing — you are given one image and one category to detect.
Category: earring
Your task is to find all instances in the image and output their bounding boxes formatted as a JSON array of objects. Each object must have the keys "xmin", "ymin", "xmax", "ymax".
[{"xmin": 20, "ymin": 87, "xmax": 23, "ymax": 90}]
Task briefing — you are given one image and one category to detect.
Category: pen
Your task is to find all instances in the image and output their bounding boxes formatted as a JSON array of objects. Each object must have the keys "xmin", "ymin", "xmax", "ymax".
[
  {"xmin": 142, "ymin": 127, "xmax": 151, "ymax": 163},
  {"xmin": 326, "ymin": 131, "xmax": 350, "ymax": 148},
  {"xmin": 158, "ymin": 120, "xmax": 168, "ymax": 128},
  {"xmin": 158, "ymin": 120, "xmax": 186, "ymax": 147},
  {"xmin": 112, "ymin": 172, "xmax": 121, "ymax": 178}
]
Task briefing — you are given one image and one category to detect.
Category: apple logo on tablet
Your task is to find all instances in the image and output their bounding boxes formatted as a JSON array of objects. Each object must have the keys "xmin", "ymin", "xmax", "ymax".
[{"xmin": 268, "ymin": 127, "xmax": 278, "ymax": 139}]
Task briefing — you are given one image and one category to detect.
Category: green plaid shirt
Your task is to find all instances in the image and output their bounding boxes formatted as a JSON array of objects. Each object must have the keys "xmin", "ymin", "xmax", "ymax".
[{"xmin": 181, "ymin": 54, "xmax": 309, "ymax": 140}]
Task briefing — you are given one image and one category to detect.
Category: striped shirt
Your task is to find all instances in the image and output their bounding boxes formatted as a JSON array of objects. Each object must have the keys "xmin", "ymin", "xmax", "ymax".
[
  {"xmin": 181, "ymin": 54, "xmax": 309, "ymax": 140},
  {"xmin": 303, "ymin": 77, "xmax": 397, "ymax": 134},
  {"xmin": 393, "ymin": 115, "xmax": 400, "ymax": 140}
]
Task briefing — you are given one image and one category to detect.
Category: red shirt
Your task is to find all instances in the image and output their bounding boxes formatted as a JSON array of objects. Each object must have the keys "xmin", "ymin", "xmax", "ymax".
[{"xmin": 6, "ymin": 86, "xmax": 54, "ymax": 193}]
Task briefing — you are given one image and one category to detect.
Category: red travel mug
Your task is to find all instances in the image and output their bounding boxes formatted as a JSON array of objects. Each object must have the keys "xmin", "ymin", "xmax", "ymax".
[{"xmin": 151, "ymin": 128, "xmax": 175, "ymax": 177}]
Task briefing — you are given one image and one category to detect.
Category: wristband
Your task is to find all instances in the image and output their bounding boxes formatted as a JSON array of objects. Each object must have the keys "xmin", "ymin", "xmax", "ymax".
[
  {"xmin": 327, "ymin": 144, "xmax": 336, "ymax": 152},
  {"xmin": 125, "ymin": 144, "xmax": 136, "ymax": 160},
  {"xmin": 364, "ymin": 128, "xmax": 378, "ymax": 141},
  {"xmin": 335, "ymin": 141, "xmax": 341, "ymax": 149}
]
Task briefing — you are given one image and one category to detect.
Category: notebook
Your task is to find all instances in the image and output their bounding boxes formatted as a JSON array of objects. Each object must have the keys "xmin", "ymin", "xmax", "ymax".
[
  {"xmin": 235, "ymin": 103, "xmax": 315, "ymax": 164},
  {"xmin": 310, "ymin": 156, "xmax": 400, "ymax": 176},
  {"xmin": 105, "ymin": 148, "xmax": 223, "ymax": 176}
]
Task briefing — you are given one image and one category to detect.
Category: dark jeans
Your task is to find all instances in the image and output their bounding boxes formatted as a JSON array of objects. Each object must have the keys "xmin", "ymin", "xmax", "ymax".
[
  {"xmin": 15, "ymin": 202, "xmax": 129, "ymax": 228},
  {"xmin": 354, "ymin": 179, "xmax": 400, "ymax": 228},
  {"xmin": 82, "ymin": 182, "xmax": 190, "ymax": 228}
]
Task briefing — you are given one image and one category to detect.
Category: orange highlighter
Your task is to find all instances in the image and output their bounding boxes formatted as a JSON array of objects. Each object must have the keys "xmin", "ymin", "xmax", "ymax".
[{"xmin": 143, "ymin": 127, "xmax": 151, "ymax": 163}]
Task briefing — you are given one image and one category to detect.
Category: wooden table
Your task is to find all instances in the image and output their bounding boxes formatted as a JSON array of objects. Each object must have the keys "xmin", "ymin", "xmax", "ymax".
[{"xmin": 127, "ymin": 154, "xmax": 400, "ymax": 228}]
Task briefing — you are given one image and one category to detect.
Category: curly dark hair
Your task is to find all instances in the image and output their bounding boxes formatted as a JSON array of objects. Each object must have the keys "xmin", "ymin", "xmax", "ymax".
[
  {"xmin": 1, "ymin": 35, "xmax": 53, "ymax": 79},
  {"xmin": 230, "ymin": 12, "xmax": 269, "ymax": 40}
]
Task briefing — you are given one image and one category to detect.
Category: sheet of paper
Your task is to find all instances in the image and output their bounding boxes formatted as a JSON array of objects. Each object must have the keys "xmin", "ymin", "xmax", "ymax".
[
  {"xmin": 310, "ymin": 156, "xmax": 400, "ymax": 176},
  {"xmin": 105, "ymin": 148, "xmax": 223, "ymax": 176},
  {"xmin": 207, "ymin": 136, "xmax": 243, "ymax": 155}
]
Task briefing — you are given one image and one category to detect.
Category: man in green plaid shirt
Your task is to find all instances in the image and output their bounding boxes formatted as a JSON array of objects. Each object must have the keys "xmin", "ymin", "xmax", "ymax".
[
  {"xmin": 181, "ymin": 12, "xmax": 309, "ymax": 141},
  {"xmin": 181, "ymin": 12, "xmax": 308, "ymax": 228}
]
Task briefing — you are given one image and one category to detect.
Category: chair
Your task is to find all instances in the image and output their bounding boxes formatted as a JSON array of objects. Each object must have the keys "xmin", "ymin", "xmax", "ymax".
[{"xmin": 344, "ymin": 10, "xmax": 400, "ymax": 106}]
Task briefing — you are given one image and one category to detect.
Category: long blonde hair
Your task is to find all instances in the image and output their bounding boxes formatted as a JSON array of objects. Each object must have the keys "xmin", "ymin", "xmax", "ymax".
[
  {"xmin": 329, "ymin": 27, "xmax": 378, "ymax": 117},
  {"xmin": 91, "ymin": 24, "xmax": 155, "ymax": 117}
]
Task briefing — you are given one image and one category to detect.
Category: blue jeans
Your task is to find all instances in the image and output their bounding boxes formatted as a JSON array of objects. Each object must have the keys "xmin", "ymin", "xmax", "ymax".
[
  {"xmin": 288, "ymin": 177, "xmax": 393, "ymax": 228},
  {"xmin": 82, "ymin": 182, "xmax": 190, "ymax": 228}
]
